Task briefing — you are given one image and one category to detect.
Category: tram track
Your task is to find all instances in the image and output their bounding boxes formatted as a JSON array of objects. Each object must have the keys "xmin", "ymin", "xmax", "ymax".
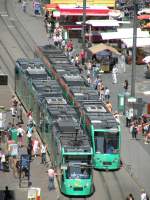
[
  {"xmin": 6, "ymin": 0, "xmax": 37, "ymax": 53},
  {"xmin": 0, "ymin": 0, "xmax": 36, "ymax": 63},
  {"xmin": 0, "ymin": 13, "xmax": 30, "ymax": 59},
  {"xmin": 98, "ymin": 172, "xmax": 112, "ymax": 200},
  {"xmin": 0, "ymin": 40, "xmax": 15, "ymax": 88},
  {"xmin": 0, "ymin": 0, "xmax": 38, "ymax": 89}
]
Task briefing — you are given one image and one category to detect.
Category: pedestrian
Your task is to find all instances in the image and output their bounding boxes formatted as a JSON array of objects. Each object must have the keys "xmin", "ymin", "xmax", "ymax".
[
  {"xmin": 87, "ymin": 75, "xmax": 91, "ymax": 86},
  {"xmin": 141, "ymin": 189, "xmax": 149, "ymax": 200},
  {"xmin": 27, "ymin": 140, "xmax": 33, "ymax": 161},
  {"xmin": 27, "ymin": 109, "xmax": 33, "ymax": 127},
  {"xmin": 9, "ymin": 124, "xmax": 18, "ymax": 143},
  {"xmin": 131, "ymin": 123, "xmax": 137, "ymax": 139},
  {"xmin": 114, "ymin": 111, "xmax": 120, "ymax": 124},
  {"xmin": 127, "ymin": 193, "xmax": 135, "ymax": 200},
  {"xmin": 33, "ymin": 138, "xmax": 39, "ymax": 158},
  {"xmin": 79, "ymin": 49, "xmax": 85, "ymax": 65},
  {"xmin": 26, "ymin": 124, "xmax": 33, "ymax": 144},
  {"xmin": 120, "ymin": 54, "xmax": 126, "ymax": 72},
  {"xmin": 48, "ymin": 167, "xmax": 56, "ymax": 191},
  {"xmin": 61, "ymin": 38, "xmax": 66, "ymax": 50},
  {"xmin": 10, "ymin": 95, "xmax": 18, "ymax": 119},
  {"xmin": 125, "ymin": 109, "xmax": 132, "ymax": 127},
  {"xmin": 4, "ymin": 186, "xmax": 12, "ymax": 200},
  {"xmin": 104, "ymin": 87, "xmax": 110, "ymax": 101},
  {"xmin": 75, "ymin": 54, "xmax": 80, "ymax": 67},
  {"xmin": 27, "ymin": 109, "xmax": 32, "ymax": 119},
  {"xmin": 106, "ymin": 101, "xmax": 113, "ymax": 112},
  {"xmin": 1, "ymin": 152, "xmax": 6, "ymax": 171},
  {"xmin": 112, "ymin": 65, "xmax": 118, "ymax": 84},
  {"xmin": 17, "ymin": 125, "xmax": 25, "ymax": 147},
  {"xmin": 94, "ymin": 75, "xmax": 101, "ymax": 90},
  {"xmin": 0, "ymin": 148, "xmax": 2, "ymax": 171},
  {"xmin": 22, "ymin": 0, "xmax": 27, "ymax": 12},
  {"xmin": 144, "ymin": 125, "xmax": 150, "ymax": 144},
  {"xmin": 40, "ymin": 142, "xmax": 47, "ymax": 165},
  {"xmin": 12, "ymin": 156, "xmax": 18, "ymax": 178},
  {"xmin": 99, "ymin": 82, "xmax": 105, "ymax": 101},
  {"xmin": 124, "ymin": 80, "xmax": 128, "ymax": 93},
  {"xmin": 17, "ymin": 103, "xmax": 23, "ymax": 124}
]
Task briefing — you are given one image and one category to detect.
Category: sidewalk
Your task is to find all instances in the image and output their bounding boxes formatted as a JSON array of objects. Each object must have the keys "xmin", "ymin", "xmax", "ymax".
[{"xmin": 0, "ymin": 91, "xmax": 58, "ymax": 200}]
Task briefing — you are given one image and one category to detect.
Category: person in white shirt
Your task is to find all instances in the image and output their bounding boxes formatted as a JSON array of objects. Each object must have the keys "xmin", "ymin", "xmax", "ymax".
[
  {"xmin": 104, "ymin": 87, "xmax": 110, "ymax": 101},
  {"xmin": 112, "ymin": 65, "xmax": 118, "ymax": 84},
  {"xmin": 87, "ymin": 75, "xmax": 91, "ymax": 86},
  {"xmin": 41, "ymin": 142, "xmax": 47, "ymax": 165},
  {"xmin": 141, "ymin": 189, "xmax": 148, "ymax": 200},
  {"xmin": 17, "ymin": 125, "xmax": 25, "ymax": 147}
]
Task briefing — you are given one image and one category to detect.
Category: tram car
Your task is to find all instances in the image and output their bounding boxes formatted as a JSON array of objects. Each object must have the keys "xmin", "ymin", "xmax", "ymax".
[
  {"xmin": 82, "ymin": 102, "xmax": 120, "ymax": 170},
  {"xmin": 51, "ymin": 117, "xmax": 93, "ymax": 196},
  {"xmin": 35, "ymin": 45, "xmax": 121, "ymax": 170},
  {"xmin": 15, "ymin": 58, "xmax": 94, "ymax": 196}
]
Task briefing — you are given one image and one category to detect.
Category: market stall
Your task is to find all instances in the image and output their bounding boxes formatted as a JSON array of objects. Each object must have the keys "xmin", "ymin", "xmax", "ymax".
[{"xmin": 87, "ymin": 43, "xmax": 120, "ymax": 72}]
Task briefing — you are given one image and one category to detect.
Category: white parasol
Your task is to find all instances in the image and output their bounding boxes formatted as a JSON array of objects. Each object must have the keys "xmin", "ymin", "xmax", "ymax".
[{"xmin": 143, "ymin": 56, "xmax": 150, "ymax": 63}]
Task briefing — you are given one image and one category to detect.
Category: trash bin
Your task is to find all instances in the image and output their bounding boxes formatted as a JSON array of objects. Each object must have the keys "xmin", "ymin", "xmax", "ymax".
[
  {"xmin": 10, "ymin": 128, "xmax": 18, "ymax": 143},
  {"xmin": 118, "ymin": 93, "xmax": 125, "ymax": 113}
]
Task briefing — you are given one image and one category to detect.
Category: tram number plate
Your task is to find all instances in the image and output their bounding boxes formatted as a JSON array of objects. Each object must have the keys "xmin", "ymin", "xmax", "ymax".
[
  {"xmin": 74, "ymin": 187, "xmax": 83, "ymax": 191},
  {"xmin": 103, "ymin": 162, "xmax": 112, "ymax": 165}
]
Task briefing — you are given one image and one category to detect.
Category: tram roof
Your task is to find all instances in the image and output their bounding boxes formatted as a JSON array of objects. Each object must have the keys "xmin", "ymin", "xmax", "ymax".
[
  {"xmin": 62, "ymin": 74, "xmax": 85, "ymax": 86},
  {"xmin": 16, "ymin": 58, "xmax": 45, "ymax": 71},
  {"xmin": 48, "ymin": 57, "xmax": 70, "ymax": 65},
  {"xmin": 32, "ymin": 79, "xmax": 61, "ymax": 92},
  {"xmin": 47, "ymin": 105, "xmax": 77, "ymax": 119},
  {"xmin": 87, "ymin": 114, "xmax": 118, "ymax": 129},
  {"xmin": 44, "ymin": 97, "xmax": 67, "ymax": 105},
  {"xmin": 38, "ymin": 45, "xmax": 62, "ymax": 55},
  {"xmin": 55, "ymin": 119, "xmax": 91, "ymax": 152}
]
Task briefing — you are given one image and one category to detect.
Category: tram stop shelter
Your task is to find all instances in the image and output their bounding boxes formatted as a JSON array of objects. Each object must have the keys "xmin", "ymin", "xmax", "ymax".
[{"xmin": 87, "ymin": 43, "xmax": 120, "ymax": 72}]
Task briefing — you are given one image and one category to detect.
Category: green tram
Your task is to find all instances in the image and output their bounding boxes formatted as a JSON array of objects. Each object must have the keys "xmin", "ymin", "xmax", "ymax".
[
  {"xmin": 82, "ymin": 102, "xmax": 121, "ymax": 170},
  {"xmin": 15, "ymin": 58, "xmax": 94, "ymax": 196},
  {"xmin": 35, "ymin": 45, "xmax": 121, "ymax": 170},
  {"xmin": 51, "ymin": 118, "xmax": 93, "ymax": 196}
]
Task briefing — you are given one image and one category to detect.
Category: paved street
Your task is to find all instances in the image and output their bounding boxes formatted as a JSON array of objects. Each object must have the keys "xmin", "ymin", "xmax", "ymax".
[{"xmin": 0, "ymin": 0, "xmax": 150, "ymax": 199}]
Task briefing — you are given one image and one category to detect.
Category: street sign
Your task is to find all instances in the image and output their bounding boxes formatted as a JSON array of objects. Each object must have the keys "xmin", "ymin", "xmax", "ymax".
[
  {"xmin": 128, "ymin": 97, "xmax": 137, "ymax": 103},
  {"xmin": 28, "ymin": 187, "xmax": 41, "ymax": 200}
]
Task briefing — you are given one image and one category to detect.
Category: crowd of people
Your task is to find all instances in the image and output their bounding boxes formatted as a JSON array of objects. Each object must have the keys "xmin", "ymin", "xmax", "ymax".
[{"xmin": 0, "ymin": 95, "xmax": 48, "ymax": 178}]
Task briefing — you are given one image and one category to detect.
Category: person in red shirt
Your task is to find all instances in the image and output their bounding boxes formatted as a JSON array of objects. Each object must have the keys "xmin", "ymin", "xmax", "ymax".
[
  {"xmin": 80, "ymin": 49, "xmax": 85, "ymax": 65},
  {"xmin": 66, "ymin": 40, "xmax": 73, "ymax": 52}
]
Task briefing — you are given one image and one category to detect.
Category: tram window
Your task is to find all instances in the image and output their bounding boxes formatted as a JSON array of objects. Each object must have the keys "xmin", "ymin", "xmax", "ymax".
[
  {"xmin": 95, "ymin": 136, "xmax": 104, "ymax": 153},
  {"xmin": 95, "ymin": 132, "xmax": 119, "ymax": 154},
  {"xmin": 65, "ymin": 156, "xmax": 91, "ymax": 179},
  {"xmin": 66, "ymin": 164, "xmax": 90, "ymax": 179}
]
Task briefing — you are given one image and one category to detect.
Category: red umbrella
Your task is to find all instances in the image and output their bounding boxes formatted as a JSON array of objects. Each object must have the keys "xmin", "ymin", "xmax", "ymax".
[{"xmin": 137, "ymin": 14, "xmax": 150, "ymax": 20}]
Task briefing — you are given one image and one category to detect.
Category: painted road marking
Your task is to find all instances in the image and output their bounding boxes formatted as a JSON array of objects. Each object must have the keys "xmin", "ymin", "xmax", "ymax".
[
  {"xmin": 8, "ymin": 25, "xmax": 15, "ymax": 28},
  {"xmin": 1, "ymin": 14, "xmax": 8, "ymax": 17}
]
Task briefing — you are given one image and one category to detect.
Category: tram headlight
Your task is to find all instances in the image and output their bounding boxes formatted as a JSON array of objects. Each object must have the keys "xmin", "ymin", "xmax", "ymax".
[
  {"xmin": 66, "ymin": 183, "xmax": 72, "ymax": 188},
  {"xmin": 84, "ymin": 183, "xmax": 89, "ymax": 188},
  {"xmin": 113, "ymin": 158, "xmax": 118, "ymax": 163}
]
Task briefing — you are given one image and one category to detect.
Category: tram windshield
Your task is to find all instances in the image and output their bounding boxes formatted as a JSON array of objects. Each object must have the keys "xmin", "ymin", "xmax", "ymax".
[
  {"xmin": 65, "ymin": 156, "xmax": 91, "ymax": 179},
  {"xmin": 94, "ymin": 131, "xmax": 119, "ymax": 154}
]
